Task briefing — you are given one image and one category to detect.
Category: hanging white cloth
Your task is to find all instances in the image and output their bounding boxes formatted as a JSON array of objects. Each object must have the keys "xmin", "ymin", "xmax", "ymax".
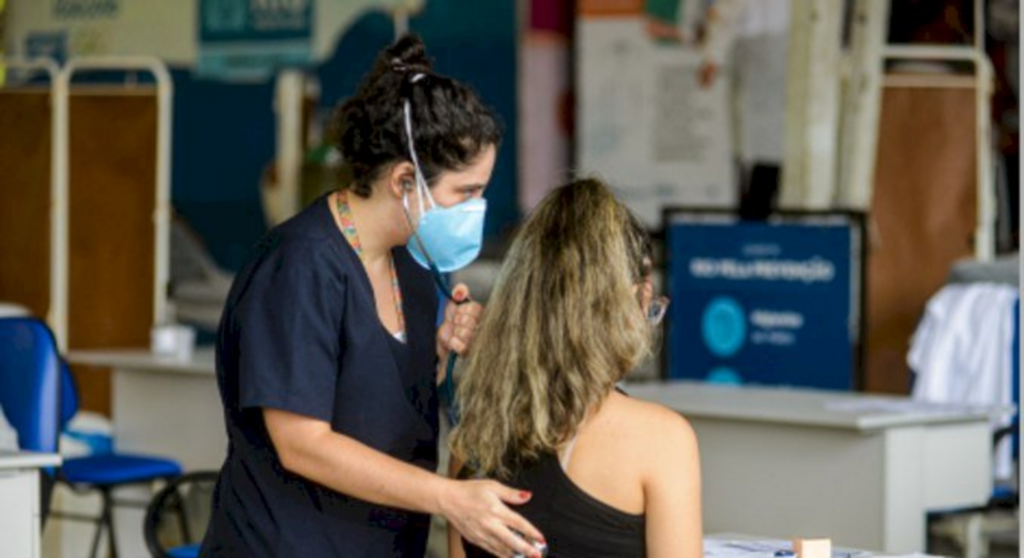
[
  {"xmin": 701, "ymin": 0, "xmax": 790, "ymax": 63},
  {"xmin": 734, "ymin": 0, "xmax": 790, "ymax": 37},
  {"xmin": 909, "ymin": 283, "xmax": 1018, "ymax": 480},
  {"xmin": 700, "ymin": 0, "xmax": 790, "ymax": 164}
]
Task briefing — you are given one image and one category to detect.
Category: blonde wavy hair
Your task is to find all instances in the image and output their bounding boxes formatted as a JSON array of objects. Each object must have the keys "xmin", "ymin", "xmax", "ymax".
[{"xmin": 450, "ymin": 178, "xmax": 654, "ymax": 477}]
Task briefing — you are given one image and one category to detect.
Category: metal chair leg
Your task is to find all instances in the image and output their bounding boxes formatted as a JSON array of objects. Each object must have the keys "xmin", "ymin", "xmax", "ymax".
[
  {"xmin": 87, "ymin": 488, "xmax": 112, "ymax": 558},
  {"xmin": 104, "ymin": 489, "xmax": 119, "ymax": 558},
  {"xmin": 86, "ymin": 488, "xmax": 120, "ymax": 558},
  {"xmin": 175, "ymin": 491, "xmax": 192, "ymax": 543},
  {"xmin": 87, "ymin": 507, "xmax": 104, "ymax": 558}
]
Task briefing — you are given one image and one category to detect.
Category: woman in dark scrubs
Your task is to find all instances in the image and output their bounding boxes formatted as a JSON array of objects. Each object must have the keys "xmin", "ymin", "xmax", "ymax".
[{"xmin": 199, "ymin": 35, "xmax": 544, "ymax": 558}]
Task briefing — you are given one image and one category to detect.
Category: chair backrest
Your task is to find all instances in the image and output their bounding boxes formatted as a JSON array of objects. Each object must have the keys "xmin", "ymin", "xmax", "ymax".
[
  {"xmin": 59, "ymin": 360, "xmax": 79, "ymax": 430},
  {"xmin": 145, "ymin": 471, "xmax": 219, "ymax": 558},
  {"xmin": 0, "ymin": 317, "xmax": 61, "ymax": 453}
]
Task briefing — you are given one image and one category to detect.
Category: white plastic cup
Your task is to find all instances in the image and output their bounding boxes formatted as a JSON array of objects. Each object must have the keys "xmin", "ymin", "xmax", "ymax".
[{"xmin": 151, "ymin": 324, "xmax": 197, "ymax": 361}]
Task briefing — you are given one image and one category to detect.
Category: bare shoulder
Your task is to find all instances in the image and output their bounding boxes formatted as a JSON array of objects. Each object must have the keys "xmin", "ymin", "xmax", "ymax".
[{"xmin": 604, "ymin": 391, "xmax": 699, "ymax": 460}]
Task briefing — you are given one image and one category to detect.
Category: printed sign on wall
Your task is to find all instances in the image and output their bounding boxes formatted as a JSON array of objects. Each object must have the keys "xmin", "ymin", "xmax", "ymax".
[
  {"xmin": 199, "ymin": 0, "xmax": 313, "ymax": 80},
  {"xmin": 7, "ymin": 0, "xmax": 405, "ymax": 67},
  {"xmin": 52, "ymin": 0, "xmax": 119, "ymax": 19},
  {"xmin": 666, "ymin": 211, "xmax": 863, "ymax": 391}
]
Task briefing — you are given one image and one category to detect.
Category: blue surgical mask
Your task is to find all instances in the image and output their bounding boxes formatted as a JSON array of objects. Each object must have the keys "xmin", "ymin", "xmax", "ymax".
[
  {"xmin": 400, "ymin": 90, "xmax": 487, "ymax": 273},
  {"xmin": 403, "ymin": 190, "xmax": 487, "ymax": 273}
]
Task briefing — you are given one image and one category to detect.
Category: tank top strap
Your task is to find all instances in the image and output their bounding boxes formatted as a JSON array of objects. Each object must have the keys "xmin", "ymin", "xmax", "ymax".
[{"xmin": 559, "ymin": 433, "xmax": 580, "ymax": 471}]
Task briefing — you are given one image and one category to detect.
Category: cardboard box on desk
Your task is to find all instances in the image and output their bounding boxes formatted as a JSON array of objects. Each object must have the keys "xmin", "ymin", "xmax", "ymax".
[{"xmin": 794, "ymin": 538, "xmax": 832, "ymax": 558}]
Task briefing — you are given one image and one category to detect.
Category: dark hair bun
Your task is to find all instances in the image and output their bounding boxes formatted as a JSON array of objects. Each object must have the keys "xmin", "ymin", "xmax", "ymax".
[
  {"xmin": 381, "ymin": 34, "xmax": 432, "ymax": 74},
  {"xmin": 332, "ymin": 33, "xmax": 502, "ymax": 198}
]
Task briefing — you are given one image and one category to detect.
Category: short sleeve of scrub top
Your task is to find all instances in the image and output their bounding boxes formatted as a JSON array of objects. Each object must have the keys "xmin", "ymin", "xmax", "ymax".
[{"xmin": 233, "ymin": 240, "xmax": 344, "ymax": 422}]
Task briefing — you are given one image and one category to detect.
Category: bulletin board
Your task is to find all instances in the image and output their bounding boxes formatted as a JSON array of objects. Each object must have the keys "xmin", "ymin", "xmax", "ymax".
[{"xmin": 576, "ymin": 0, "xmax": 736, "ymax": 226}]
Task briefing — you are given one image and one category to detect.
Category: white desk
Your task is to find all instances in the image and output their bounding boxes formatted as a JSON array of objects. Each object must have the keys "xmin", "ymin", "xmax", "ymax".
[
  {"xmin": 58, "ymin": 349, "xmax": 222, "ymax": 558},
  {"xmin": 1, "ymin": 451, "xmax": 62, "ymax": 558},
  {"xmin": 625, "ymin": 381, "xmax": 998, "ymax": 554},
  {"xmin": 706, "ymin": 533, "xmax": 875, "ymax": 557},
  {"xmin": 68, "ymin": 348, "xmax": 225, "ymax": 472}
]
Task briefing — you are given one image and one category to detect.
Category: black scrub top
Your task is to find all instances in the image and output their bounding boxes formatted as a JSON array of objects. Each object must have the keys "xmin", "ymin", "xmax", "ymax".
[{"xmin": 200, "ymin": 196, "xmax": 440, "ymax": 558}]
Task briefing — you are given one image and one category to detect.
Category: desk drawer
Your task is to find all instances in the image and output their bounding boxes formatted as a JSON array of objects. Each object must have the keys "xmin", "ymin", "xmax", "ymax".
[{"xmin": 0, "ymin": 469, "xmax": 38, "ymax": 558}]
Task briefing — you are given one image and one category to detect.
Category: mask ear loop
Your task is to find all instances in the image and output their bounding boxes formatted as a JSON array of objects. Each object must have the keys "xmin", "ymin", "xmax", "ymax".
[
  {"xmin": 403, "ymin": 74, "xmax": 465, "ymax": 426},
  {"xmin": 402, "ymin": 77, "xmax": 435, "ymax": 215},
  {"xmin": 402, "ymin": 95, "xmax": 446, "ymax": 288}
]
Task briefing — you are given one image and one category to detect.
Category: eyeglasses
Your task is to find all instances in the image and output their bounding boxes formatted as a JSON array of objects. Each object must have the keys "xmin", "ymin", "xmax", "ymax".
[{"xmin": 648, "ymin": 295, "xmax": 670, "ymax": 326}]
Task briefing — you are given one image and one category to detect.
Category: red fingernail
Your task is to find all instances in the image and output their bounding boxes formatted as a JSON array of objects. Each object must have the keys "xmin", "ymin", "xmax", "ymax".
[{"xmin": 520, "ymin": 491, "xmax": 531, "ymax": 499}]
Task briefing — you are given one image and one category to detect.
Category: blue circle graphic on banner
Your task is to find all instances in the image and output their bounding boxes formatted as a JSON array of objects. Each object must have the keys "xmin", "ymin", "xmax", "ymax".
[
  {"xmin": 701, "ymin": 296, "xmax": 746, "ymax": 357},
  {"xmin": 706, "ymin": 366, "xmax": 743, "ymax": 385}
]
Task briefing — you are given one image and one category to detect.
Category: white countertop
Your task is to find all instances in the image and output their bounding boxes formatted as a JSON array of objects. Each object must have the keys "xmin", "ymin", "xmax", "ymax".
[
  {"xmin": 67, "ymin": 348, "xmax": 216, "ymax": 376},
  {"xmin": 60, "ymin": 353, "xmax": 1008, "ymax": 432},
  {"xmin": 622, "ymin": 380, "xmax": 1008, "ymax": 432},
  {"xmin": 0, "ymin": 450, "xmax": 62, "ymax": 470}
]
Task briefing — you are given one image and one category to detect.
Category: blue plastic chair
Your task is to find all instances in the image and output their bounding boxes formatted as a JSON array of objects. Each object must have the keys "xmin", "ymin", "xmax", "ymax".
[
  {"xmin": 57, "ymin": 360, "xmax": 183, "ymax": 558},
  {"xmin": 0, "ymin": 316, "xmax": 62, "ymax": 523},
  {"xmin": 0, "ymin": 317, "xmax": 62, "ymax": 454}
]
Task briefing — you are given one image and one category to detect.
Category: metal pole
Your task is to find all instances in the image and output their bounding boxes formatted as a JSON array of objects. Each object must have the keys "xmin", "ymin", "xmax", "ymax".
[
  {"xmin": 394, "ymin": 9, "xmax": 409, "ymax": 39},
  {"xmin": 972, "ymin": 0, "xmax": 995, "ymax": 260},
  {"xmin": 837, "ymin": 0, "xmax": 890, "ymax": 210}
]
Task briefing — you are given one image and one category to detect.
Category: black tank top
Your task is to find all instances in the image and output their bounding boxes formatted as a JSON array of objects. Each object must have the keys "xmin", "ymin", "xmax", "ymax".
[{"xmin": 462, "ymin": 454, "xmax": 646, "ymax": 558}]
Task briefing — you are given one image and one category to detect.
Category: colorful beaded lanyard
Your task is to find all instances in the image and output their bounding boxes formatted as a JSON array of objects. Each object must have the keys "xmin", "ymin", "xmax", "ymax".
[{"xmin": 335, "ymin": 192, "xmax": 406, "ymax": 339}]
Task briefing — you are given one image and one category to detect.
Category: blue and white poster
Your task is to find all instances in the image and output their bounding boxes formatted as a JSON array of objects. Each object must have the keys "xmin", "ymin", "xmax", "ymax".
[
  {"xmin": 199, "ymin": 0, "xmax": 313, "ymax": 80},
  {"xmin": 666, "ymin": 212, "xmax": 862, "ymax": 391}
]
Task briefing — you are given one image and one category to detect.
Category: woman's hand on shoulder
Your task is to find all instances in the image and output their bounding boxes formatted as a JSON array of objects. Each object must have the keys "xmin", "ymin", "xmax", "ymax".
[{"xmin": 437, "ymin": 477, "xmax": 546, "ymax": 558}]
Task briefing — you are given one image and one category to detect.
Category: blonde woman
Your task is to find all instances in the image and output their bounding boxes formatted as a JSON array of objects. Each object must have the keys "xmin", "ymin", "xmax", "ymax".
[{"xmin": 448, "ymin": 179, "xmax": 702, "ymax": 558}]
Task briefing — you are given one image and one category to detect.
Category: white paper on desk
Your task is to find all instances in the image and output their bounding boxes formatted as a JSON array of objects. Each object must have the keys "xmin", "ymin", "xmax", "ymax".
[
  {"xmin": 704, "ymin": 538, "xmax": 869, "ymax": 558},
  {"xmin": 705, "ymin": 538, "xmax": 781, "ymax": 557},
  {"xmin": 704, "ymin": 538, "xmax": 777, "ymax": 558}
]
